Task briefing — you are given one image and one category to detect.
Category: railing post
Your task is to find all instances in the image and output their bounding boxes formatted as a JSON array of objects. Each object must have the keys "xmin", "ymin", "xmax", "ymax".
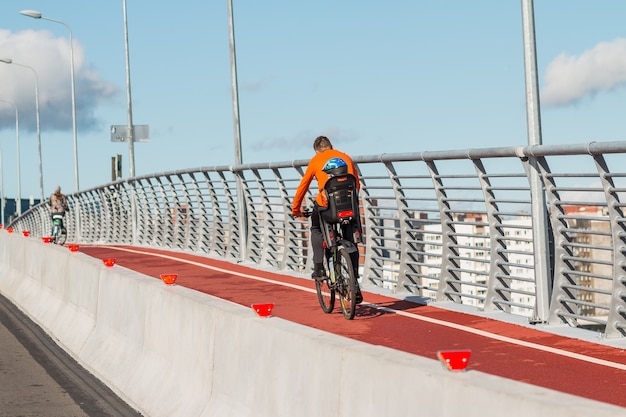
[
  {"xmin": 130, "ymin": 180, "xmax": 138, "ymax": 245},
  {"xmin": 474, "ymin": 159, "xmax": 511, "ymax": 312},
  {"xmin": 273, "ymin": 168, "xmax": 292, "ymax": 271},
  {"xmin": 383, "ymin": 161, "xmax": 412, "ymax": 293},
  {"xmin": 357, "ymin": 176, "xmax": 376, "ymax": 286},
  {"xmin": 73, "ymin": 194, "xmax": 82, "ymax": 243},
  {"xmin": 593, "ymin": 155, "xmax": 626, "ymax": 337},
  {"xmin": 234, "ymin": 169, "xmax": 248, "ymax": 263},
  {"xmin": 427, "ymin": 161, "xmax": 462, "ymax": 303},
  {"xmin": 521, "ymin": 0, "xmax": 551, "ymax": 323}
]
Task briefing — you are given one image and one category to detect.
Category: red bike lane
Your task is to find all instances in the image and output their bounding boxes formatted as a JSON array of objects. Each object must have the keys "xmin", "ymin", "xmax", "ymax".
[{"xmin": 78, "ymin": 245, "xmax": 626, "ymax": 408}]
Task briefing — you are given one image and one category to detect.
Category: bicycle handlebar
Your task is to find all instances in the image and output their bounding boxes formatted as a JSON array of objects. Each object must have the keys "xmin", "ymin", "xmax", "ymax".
[{"xmin": 290, "ymin": 209, "xmax": 312, "ymax": 219}]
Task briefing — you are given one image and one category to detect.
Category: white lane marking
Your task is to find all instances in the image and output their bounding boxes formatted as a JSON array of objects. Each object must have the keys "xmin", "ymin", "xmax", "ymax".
[
  {"xmin": 98, "ymin": 245, "xmax": 318, "ymax": 294},
  {"xmin": 98, "ymin": 245, "xmax": 626, "ymax": 371},
  {"xmin": 373, "ymin": 305, "xmax": 626, "ymax": 371}
]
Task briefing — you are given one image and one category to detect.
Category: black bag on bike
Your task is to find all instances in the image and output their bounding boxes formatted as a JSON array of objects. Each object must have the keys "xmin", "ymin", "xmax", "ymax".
[
  {"xmin": 319, "ymin": 157, "xmax": 363, "ymax": 244},
  {"xmin": 321, "ymin": 174, "xmax": 359, "ymax": 225}
]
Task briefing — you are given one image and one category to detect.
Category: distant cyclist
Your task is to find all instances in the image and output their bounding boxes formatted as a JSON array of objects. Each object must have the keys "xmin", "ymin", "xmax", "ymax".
[
  {"xmin": 292, "ymin": 136, "xmax": 363, "ymax": 302},
  {"xmin": 49, "ymin": 185, "xmax": 69, "ymax": 234}
]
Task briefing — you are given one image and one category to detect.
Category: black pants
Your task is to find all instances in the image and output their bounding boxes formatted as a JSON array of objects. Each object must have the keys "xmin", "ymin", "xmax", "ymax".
[{"xmin": 310, "ymin": 204, "xmax": 325, "ymax": 265}]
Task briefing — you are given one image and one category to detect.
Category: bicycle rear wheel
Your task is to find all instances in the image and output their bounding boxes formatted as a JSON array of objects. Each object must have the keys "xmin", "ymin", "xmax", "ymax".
[
  {"xmin": 52, "ymin": 225, "xmax": 66, "ymax": 245},
  {"xmin": 315, "ymin": 257, "xmax": 335, "ymax": 313},
  {"xmin": 336, "ymin": 247, "xmax": 357, "ymax": 320}
]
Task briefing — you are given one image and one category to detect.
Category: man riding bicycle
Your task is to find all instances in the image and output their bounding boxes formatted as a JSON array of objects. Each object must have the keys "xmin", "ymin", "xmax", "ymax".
[
  {"xmin": 292, "ymin": 136, "xmax": 363, "ymax": 303},
  {"xmin": 49, "ymin": 185, "xmax": 69, "ymax": 234}
]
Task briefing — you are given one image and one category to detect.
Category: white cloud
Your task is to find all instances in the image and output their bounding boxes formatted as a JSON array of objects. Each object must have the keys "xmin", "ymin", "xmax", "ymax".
[
  {"xmin": 541, "ymin": 38, "xmax": 626, "ymax": 106},
  {"xmin": 250, "ymin": 128, "xmax": 359, "ymax": 155},
  {"xmin": 0, "ymin": 29, "xmax": 118, "ymax": 132}
]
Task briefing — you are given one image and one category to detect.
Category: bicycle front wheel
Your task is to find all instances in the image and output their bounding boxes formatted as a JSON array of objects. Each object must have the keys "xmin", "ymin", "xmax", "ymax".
[
  {"xmin": 316, "ymin": 257, "xmax": 335, "ymax": 313},
  {"xmin": 51, "ymin": 225, "xmax": 60, "ymax": 244},
  {"xmin": 337, "ymin": 247, "xmax": 357, "ymax": 320},
  {"xmin": 57, "ymin": 229, "xmax": 67, "ymax": 245}
]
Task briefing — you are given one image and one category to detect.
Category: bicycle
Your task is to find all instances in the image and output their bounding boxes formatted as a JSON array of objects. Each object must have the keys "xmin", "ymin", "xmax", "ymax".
[
  {"xmin": 303, "ymin": 210, "xmax": 361, "ymax": 320},
  {"xmin": 301, "ymin": 166, "xmax": 363, "ymax": 320},
  {"xmin": 51, "ymin": 214, "xmax": 67, "ymax": 245}
]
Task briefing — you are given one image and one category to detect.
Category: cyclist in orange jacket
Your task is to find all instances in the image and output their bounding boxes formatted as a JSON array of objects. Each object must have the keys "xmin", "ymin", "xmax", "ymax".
[{"xmin": 292, "ymin": 136, "xmax": 362, "ymax": 302}]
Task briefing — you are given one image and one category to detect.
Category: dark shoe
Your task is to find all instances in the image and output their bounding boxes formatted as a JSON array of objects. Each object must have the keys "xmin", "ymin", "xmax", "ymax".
[
  {"xmin": 355, "ymin": 288, "xmax": 363, "ymax": 304},
  {"xmin": 312, "ymin": 263, "xmax": 326, "ymax": 281}
]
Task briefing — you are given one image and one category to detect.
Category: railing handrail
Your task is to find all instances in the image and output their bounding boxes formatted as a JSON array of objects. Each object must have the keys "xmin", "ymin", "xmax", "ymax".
[{"xmin": 8, "ymin": 139, "xmax": 626, "ymax": 338}]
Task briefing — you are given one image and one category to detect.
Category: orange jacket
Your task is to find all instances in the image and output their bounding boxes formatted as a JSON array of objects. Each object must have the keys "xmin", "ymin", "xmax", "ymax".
[{"xmin": 292, "ymin": 149, "xmax": 360, "ymax": 216}]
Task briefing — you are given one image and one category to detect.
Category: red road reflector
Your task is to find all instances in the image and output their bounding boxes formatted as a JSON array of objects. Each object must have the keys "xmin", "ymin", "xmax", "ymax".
[
  {"xmin": 251, "ymin": 303, "xmax": 274, "ymax": 317},
  {"xmin": 102, "ymin": 258, "xmax": 116, "ymax": 267},
  {"xmin": 42, "ymin": 236, "xmax": 53, "ymax": 243},
  {"xmin": 22, "ymin": 230, "xmax": 30, "ymax": 237},
  {"xmin": 160, "ymin": 274, "xmax": 178, "ymax": 285},
  {"xmin": 437, "ymin": 350, "xmax": 471, "ymax": 371},
  {"xmin": 68, "ymin": 244, "xmax": 80, "ymax": 252},
  {"xmin": 6, "ymin": 228, "xmax": 13, "ymax": 233}
]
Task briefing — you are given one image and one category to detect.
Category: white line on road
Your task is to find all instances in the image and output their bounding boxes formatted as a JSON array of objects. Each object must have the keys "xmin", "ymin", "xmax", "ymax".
[{"xmin": 100, "ymin": 245, "xmax": 626, "ymax": 372}]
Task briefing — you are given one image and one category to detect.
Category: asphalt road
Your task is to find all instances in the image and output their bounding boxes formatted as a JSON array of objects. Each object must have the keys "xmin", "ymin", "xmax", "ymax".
[{"xmin": 0, "ymin": 293, "xmax": 142, "ymax": 417}]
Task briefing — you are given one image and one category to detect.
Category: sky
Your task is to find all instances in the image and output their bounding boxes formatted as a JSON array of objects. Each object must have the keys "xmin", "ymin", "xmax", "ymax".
[{"xmin": 1, "ymin": 1, "xmax": 626, "ymax": 200}]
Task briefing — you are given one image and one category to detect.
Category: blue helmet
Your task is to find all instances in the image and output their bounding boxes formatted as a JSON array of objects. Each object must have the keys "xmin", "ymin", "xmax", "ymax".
[{"xmin": 322, "ymin": 157, "xmax": 348, "ymax": 177}]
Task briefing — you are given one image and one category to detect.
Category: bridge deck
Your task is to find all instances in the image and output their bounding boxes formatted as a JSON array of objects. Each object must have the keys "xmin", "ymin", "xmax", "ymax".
[{"xmin": 79, "ymin": 245, "xmax": 626, "ymax": 409}]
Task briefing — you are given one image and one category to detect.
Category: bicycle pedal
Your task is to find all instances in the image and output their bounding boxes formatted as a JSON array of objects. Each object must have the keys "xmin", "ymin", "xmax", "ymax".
[{"xmin": 355, "ymin": 290, "xmax": 363, "ymax": 304}]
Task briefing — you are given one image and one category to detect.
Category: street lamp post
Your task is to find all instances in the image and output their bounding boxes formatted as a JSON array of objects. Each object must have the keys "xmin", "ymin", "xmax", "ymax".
[
  {"xmin": 122, "ymin": 0, "xmax": 136, "ymax": 177},
  {"xmin": 0, "ymin": 99, "xmax": 21, "ymax": 216},
  {"xmin": 121, "ymin": 0, "xmax": 139, "ymax": 246},
  {"xmin": 226, "ymin": 0, "xmax": 247, "ymax": 262},
  {"xmin": 0, "ymin": 58, "xmax": 44, "ymax": 202},
  {"xmin": 521, "ymin": 0, "xmax": 550, "ymax": 324},
  {"xmin": 20, "ymin": 9, "xmax": 79, "ymax": 192},
  {"xmin": 227, "ymin": 0, "xmax": 243, "ymax": 166}
]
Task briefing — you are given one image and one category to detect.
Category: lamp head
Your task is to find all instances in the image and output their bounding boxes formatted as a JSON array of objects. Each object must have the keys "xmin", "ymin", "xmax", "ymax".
[{"xmin": 20, "ymin": 10, "xmax": 42, "ymax": 19}]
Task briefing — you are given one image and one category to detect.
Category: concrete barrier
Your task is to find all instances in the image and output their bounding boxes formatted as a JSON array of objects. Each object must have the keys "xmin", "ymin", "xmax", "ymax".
[{"xmin": 0, "ymin": 231, "xmax": 624, "ymax": 417}]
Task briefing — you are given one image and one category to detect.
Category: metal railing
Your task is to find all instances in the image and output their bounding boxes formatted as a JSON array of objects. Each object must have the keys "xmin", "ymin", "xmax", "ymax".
[{"xmin": 9, "ymin": 140, "xmax": 626, "ymax": 338}]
